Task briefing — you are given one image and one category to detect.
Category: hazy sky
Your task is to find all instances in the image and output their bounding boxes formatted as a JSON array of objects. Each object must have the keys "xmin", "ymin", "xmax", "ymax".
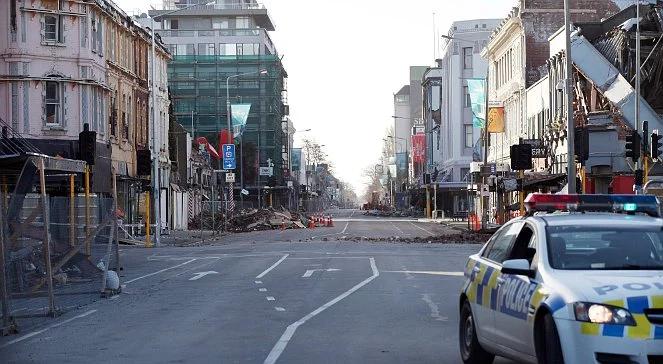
[{"xmin": 115, "ymin": 0, "xmax": 516, "ymax": 194}]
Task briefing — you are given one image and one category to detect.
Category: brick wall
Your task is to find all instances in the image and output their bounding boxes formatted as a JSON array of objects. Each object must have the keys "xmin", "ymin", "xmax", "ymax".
[{"xmin": 521, "ymin": 0, "xmax": 619, "ymax": 87}]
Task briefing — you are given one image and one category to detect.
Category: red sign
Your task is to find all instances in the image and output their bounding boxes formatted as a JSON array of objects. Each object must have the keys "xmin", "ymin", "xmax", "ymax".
[
  {"xmin": 412, "ymin": 134, "xmax": 426, "ymax": 163},
  {"xmin": 195, "ymin": 137, "xmax": 220, "ymax": 160}
]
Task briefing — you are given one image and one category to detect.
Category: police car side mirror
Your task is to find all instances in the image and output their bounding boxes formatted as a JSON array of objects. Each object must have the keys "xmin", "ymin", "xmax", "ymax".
[{"xmin": 501, "ymin": 259, "xmax": 535, "ymax": 279}]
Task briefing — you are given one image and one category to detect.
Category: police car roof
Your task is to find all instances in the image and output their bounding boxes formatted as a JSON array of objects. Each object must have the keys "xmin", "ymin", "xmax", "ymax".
[{"xmin": 532, "ymin": 213, "xmax": 663, "ymax": 228}]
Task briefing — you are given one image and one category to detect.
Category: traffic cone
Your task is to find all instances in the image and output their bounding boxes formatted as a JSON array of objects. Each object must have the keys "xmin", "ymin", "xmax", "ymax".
[
  {"xmin": 328, "ymin": 216, "xmax": 334, "ymax": 227},
  {"xmin": 308, "ymin": 217, "xmax": 316, "ymax": 229},
  {"xmin": 280, "ymin": 218, "xmax": 286, "ymax": 231}
]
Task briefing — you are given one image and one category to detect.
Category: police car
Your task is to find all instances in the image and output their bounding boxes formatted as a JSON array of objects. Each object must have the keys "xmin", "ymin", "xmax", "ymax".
[{"xmin": 459, "ymin": 194, "xmax": 663, "ymax": 364}]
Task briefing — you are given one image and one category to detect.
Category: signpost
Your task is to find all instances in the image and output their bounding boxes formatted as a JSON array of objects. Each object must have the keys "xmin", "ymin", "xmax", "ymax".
[
  {"xmin": 225, "ymin": 173, "xmax": 236, "ymax": 183},
  {"xmin": 259, "ymin": 167, "xmax": 274, "ymax": 176},
  {"xmin": 222, "ymin": 144, "xmax": 236, "ymax": 220}
]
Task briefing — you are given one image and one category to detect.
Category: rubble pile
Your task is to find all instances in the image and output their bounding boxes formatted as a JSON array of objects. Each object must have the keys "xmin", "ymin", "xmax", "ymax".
[
  {"xmin": 330, "ymin": 232, "xmax": 491, "ymax": 244},
  {"xmin": 227, "ymin": 208, "xmax": 308, "ymax": 232}
]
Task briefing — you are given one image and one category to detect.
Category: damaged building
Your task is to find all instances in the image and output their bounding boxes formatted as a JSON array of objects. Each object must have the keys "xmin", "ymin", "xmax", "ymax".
[{"xmin": 544, "ymin": 2, "xmax": 663, "ymax": 193}]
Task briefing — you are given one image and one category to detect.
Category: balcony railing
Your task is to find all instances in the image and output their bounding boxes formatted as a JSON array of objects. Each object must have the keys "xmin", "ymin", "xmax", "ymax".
[
  {"xmin": 156, "ymin": 28, "xmax": 262, "ymax": 37},
  {"xmin": 165, "ymin": 2, "xmax": 266, "ymax": 11}
]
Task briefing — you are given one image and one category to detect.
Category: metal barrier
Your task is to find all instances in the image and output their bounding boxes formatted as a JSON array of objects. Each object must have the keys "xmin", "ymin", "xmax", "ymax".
[{"xmin": 0, "ymin": 166, "xmax": 121, "ymax": 335}]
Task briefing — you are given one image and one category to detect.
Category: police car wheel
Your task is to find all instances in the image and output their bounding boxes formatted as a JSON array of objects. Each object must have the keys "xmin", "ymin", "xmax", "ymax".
[
  {"xmin": 459, "ymin": 301, "xmax": 494, "ymax": 364},
  {"xmin": 537, "ymin": 313, "xmax": 564, "ymax": 364}
]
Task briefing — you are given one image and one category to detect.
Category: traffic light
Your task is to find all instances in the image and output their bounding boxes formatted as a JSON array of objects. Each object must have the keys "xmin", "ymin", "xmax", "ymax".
[
  {"xmin": 625, "ymin": 132, "xmax": 641, "ymax": 161},
  {"xmin": 78, "ymin": 123, "xmax": 96, "ymax": 166},
  {"xmin": 651, "ymin": 132, "xmax": 663, "ymax": 160},
  {"xmin": 510, "ymin": 144, "xmax": 533, "ymax": 170},
  {"xmin": 575, "ymin": 127, "xmax": 589, "ymax": 163}
]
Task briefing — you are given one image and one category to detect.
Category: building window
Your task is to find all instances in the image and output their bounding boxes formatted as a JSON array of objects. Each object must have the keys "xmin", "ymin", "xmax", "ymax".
[
  {"xmin": 212, "ymin": 18, "xmax": 229, "ymax": 29},
  {"xmin": 198, "ymin": 43, "xmax": 215, "ymax": 55},
  {"xmin": 219, "ymin": 43, "xmax": 237, "ymax": 56},
  {"xmin": 235, "ymin": 17, "xmax": 250, "ymax": 28},
  {"xmin": 463, "ymin": 47, "xmax": 473, "ymax": 69},
  {"xmin": 463, "ymin": 86, "xmax": 471, "ymax": 108},
  {"xmin": 237, "ymin": 43, "xmax": 259, "ymax": 56},
  {"xmin": 464, "ymin": 125, "xmax": 473, "ymax": 148},
  {"xmin": 45, "ymin": 81, "xmax": 63, "ymax": 126},
  {"xmin": 10, "ymin": 0, "xmax": 17, "ymax": 34},
  {"xmin": 460, "ymin": 168, "xmax": 470, "ymax": 181},
  {"xmin": 44, "ymin": 15, "xmax": 61, "ymax": 42},
  {"xmin": 176, "ymin": 44, "xmax": 195, "ymax": 55}
]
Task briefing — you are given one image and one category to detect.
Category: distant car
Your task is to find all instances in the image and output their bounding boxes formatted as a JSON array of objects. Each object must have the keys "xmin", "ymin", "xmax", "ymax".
[{"xmin": 458, "ymin": 194, "xmax": 663, "ymax": 364}]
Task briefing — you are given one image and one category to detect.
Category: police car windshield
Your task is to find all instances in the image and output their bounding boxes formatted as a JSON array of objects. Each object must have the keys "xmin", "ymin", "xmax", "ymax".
[{"xmin": 546, "ymin": 226, "xmax": 663, "ymax": 270}]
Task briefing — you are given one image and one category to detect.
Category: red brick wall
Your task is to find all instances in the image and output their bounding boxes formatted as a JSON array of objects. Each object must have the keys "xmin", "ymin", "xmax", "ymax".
[{"xmin": 521, "ymin": 0, "xmax": 619, "ymax": 87}]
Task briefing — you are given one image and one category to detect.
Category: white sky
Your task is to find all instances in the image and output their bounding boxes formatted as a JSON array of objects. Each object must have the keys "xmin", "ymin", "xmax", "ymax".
[{"xmin": 114, "ymin": 0, "xmax": 516, "ymax": 194}]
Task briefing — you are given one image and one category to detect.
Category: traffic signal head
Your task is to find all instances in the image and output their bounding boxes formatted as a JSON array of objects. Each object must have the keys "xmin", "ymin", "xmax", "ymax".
[
  {"xmin": 510, "ymin": 144, "xmax": 533, "ymax": 171},
  {"xmin": 625, "ymin": 132, "xmax": 641, "ymax": 161},
  {"xmin": 651, "ymin": 132, "xmax": 663, "ymax": 160}
]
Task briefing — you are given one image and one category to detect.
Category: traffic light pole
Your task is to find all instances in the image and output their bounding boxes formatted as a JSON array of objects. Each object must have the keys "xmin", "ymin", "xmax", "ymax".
[
  {"xmin": 635, "ymin": 3, "xmax": 643, "ymax": 194},
  {"xmin": 563, "ymin": 0, "xmax": 576, "ymax": 194}
]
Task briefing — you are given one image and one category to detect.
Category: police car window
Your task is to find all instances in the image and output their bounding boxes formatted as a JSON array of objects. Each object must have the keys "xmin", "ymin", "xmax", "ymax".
[
  {"xmin": 546, "ymin": 226, "xmax": 663, "ymax": 270},
  {"xmin": 508, "ymin": 224, "xmax": 537, "ymax": 266},
  {"xmin": 485, "ymin": 222, "xmax": 523, "ymax": 264}
]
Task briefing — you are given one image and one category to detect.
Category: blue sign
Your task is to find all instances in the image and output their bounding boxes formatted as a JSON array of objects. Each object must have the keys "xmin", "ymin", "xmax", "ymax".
[
  {"xmin": 222, "ymin": 144, "xmax": 236, "ymax": 170},
  {"xmin": 223, "ymin": 159, "xmax": 236, "ymax": 170},
  {"xmin": 222, "ymin": 144, "xmax": 235, "ymax": 159}
]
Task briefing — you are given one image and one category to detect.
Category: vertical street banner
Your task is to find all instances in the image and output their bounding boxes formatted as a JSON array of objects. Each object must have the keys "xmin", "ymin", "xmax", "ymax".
[
  {"xmin": 395, "ymin": 152, "xmax": 408, "ymax": 179},
  {"xmin": 412, "ymin": 134, "xmax": 426, "ymax": 163},
  {"xmin": 231, "ymin": 104, "xmax": 252, "ymax": 138},
  {"xmin": 467, "ymin": 79, "xmax": 486, "ymax": 128},
  {"xmin": 291, "ymin": 148, "xmax": 302, "ymax": 172},
  {"xmin": 487, "ymin": 107, "xmax": 505, "ymax": 133}
]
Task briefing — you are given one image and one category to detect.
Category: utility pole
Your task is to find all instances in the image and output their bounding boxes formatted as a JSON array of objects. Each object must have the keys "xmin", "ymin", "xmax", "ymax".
[
  {"xmin": 563, "ymin": 0, "xmax": 576, "ymax": 194},
  {"xmin": 635, "ymin": 1, "xmax": 644, "ymax": 194}
]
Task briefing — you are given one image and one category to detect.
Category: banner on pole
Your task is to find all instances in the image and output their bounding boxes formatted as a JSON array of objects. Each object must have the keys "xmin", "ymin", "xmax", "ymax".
[
  {"xmin": 467, "ymin": 79, "xmax": 486, "ymax": 128},
  {"xmin": 487, "ymin": 107, "xmax": 505, "ymax": 133},
  {"xmin": 231, "ymin": 104, "xmax": 252, "ymax": 138},
  {"xmin": 412, "ymin": 134, "xmax": 426, "ymax": 163}
]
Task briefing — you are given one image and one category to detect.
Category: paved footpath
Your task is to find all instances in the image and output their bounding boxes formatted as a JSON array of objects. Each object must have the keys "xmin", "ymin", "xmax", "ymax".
[{"xmin": 0, "ymin": 209, "xmax": 516, "ymax": 364}]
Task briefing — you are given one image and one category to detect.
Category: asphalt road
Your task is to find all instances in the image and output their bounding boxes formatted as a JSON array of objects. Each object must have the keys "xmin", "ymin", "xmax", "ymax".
[{"xmin": 0, "ymin": 209, "xmax": 516, "ymax": 364}]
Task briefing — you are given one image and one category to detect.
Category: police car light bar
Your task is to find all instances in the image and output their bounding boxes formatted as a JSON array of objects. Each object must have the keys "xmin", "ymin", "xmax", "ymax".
[{"xmin": 524, "ymin": 194, "xmax": 661, "ymax": 217}]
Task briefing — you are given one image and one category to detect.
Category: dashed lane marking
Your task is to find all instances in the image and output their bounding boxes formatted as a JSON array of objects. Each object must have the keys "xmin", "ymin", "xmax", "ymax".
[
  {"xmin": 275, "ymin": 307, "xmax": 286, "ymax": 312},
  {"xmin": 266, "ymin": 296, "xmax": 275, "ymax": 301},
  {"xmin": 422, "ymin": 294, "xmax": 448, "ymax": 322},
  {"xmin": 259, "ymin": 288, "xmax": 267, "ymax": 292},
  {"xmin": 255, "ymin": 254, "xmax": 289, "ymax": 279},
  {"xmin": 255, "ymin": 280, "xmax": 263, "ymax": 284},
  {"xmin": 264, "ymin": 257, "xmax": 379, "ymax": 364}
]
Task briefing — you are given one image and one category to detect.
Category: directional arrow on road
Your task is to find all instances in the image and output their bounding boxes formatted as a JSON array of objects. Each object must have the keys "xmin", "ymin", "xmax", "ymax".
[
  {"xmin": 302, "ymin": 268, "xmax": 340, "ymax": 278},
  {"xmin": 189, "ymin": 271, "xmax": 219, "ymax": 281}
]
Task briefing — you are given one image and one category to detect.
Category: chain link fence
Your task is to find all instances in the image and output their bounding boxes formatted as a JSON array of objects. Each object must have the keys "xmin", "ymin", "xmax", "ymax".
[{"xmin": 1, "ymin": 193, "xmax": 119, "ymax": 334}]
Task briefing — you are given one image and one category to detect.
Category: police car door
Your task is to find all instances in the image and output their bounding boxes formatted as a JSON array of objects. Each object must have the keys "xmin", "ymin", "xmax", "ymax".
[
  {"xmin": 472, "ymin": 221, "xmax": 524, "ymax": 343},
  {"xmin": 493, "ymin": 222, "xmax": 539, "ymax": 357}
]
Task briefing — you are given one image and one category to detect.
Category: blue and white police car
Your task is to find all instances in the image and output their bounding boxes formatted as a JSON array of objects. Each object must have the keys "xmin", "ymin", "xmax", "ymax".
[{"xmin": 459, "ymin": 194, "xmax": 663, "ymax": 364}]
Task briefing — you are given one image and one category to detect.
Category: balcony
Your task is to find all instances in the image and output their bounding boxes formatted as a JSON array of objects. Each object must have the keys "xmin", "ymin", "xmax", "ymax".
[{"xmin": 150, "ymin": 2, "xmax": 274, "ymax": 31}]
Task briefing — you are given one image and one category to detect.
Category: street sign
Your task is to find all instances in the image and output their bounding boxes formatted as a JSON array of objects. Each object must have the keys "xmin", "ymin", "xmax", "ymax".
[
  {"xmin": 522, "ymin": 139, "xmax": 547, "ymax": 158},
  {"xmin": 222, "ymin": 144, "xmax": 236, "ymax": 170},
  {"xmin": 222, "ymin": 144, "xmax": 235, "ymax": 159},
  {"xmin": 225, "ymin": 172, "xmax": 236, "ymax": 183},
  {"xmin": 223, "ymin": 159, "xmax": 236, "ymax": 170},
  {"xmin": 259, "ymin": 167, "xmax": 273, "ymax": 176}
]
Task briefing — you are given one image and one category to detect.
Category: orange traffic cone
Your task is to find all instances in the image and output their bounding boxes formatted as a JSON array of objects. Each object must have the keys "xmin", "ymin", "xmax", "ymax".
[
  {"xmin": 280, "ymin": 219, "xmax": 286, "ymax": 231},
  {"xmin": 328, "ymin": 216, "xmax": 334, "ymax": 227},
  {"xmin": 308, "ymin": 218, "xmax": 316, "ymax": 229}
]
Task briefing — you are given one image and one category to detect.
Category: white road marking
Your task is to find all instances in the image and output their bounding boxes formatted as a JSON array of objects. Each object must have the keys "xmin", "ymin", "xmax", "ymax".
[
  {"xmin": 256, "ymin": 254, "xmax": 289, "ymax": 279},
  {"xmin": 0, "ymin": 309, "xmax": 97, "ymax": 348},
  {"xmin": 383, "ymin": 270, "xmax": 464, "ymax": 277},
  {"xmin": 409, "ymin": 221, "xmax": 435, "ymax": 236},
  {"xmin": 390, "ymin": 222, "xmax": 404, "ymax": 236},
  {"xmin": 264, "ymin": 257, "xmax": 379, "ymax": 364},
  {"xmin": 266, "ymin": 296, "xmax": 275, "ymax": 301},
  {"xmin": 341, "ymin": 222, "xmax": 349, "ymax": 234},
  {"xmin": 275, "ymin": 307, "xmax": 286, "ymax": 312},
  {"xmin": 422, "ymin": 294, "xmax": 448, "ymax": 322},
  {"xmin": 349, "ymin": 209, "xmax": 356, "ymax": 218},
  {"xmin": 259, "ymin": 288, "xmax": 267, "ymax": 292},
  {"xmin": 188, "ymin": 271, "xmax": 219, "ymax": 281},
  {"xmin": 255, "ymin": 280, "xmax": 263, "ymax": 284},
  {"xmin": 302, "ymin": 268, "xmax": 340, "ymax": 278},
  {"xmin": 124, "ymin": 259, "xmax": 197, "ymax": 284}
]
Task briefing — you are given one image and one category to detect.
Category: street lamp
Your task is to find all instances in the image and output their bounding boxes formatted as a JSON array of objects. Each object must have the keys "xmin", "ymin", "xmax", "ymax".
[
  {"xmin": 225, "ymin": 69, "xmax": 268, "ymax": 214},
  {"xmin": 148, "ymin": 1, "xmax": 214, "ymax": 246}
]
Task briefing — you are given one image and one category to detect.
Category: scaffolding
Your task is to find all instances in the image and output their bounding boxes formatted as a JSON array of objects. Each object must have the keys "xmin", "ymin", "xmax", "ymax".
[{"xmin": 168, "ymin": 55, "xmax": 288, "ymax": 203}]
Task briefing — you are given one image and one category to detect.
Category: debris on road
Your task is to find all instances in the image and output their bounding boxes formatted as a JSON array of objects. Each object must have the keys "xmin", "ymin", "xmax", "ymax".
[
  {"xmin": 224, "ymin": 208, "xmax": 320, "ymax": 232},
  {"xmin": 331, "ymin": 231, "xmax": 491, "ymax": 245}
]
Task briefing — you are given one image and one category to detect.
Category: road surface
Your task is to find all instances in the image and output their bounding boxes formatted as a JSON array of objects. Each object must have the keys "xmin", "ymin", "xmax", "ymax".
[{"xmin": 0, "ymin": 209, "xmax": 516, "ymax": 364}]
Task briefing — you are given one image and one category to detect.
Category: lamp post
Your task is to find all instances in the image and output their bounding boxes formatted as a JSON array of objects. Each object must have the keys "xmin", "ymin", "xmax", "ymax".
[
  {"xmin": 225, "ymin": 69, "xmax": 268, "ymax": 215},
  {"xmin": 149, "ymin": 1, "xmax": 214, "ymax": 245},
  {"xmin": 562, "ymin": 0, "xmax": 576, "ymax": 194}
]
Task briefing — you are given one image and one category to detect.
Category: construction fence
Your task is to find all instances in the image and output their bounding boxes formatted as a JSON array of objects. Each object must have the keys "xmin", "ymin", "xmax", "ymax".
[{"xmin": 1, "ymin": 185, "xmax": 121, "ymax": 335}]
